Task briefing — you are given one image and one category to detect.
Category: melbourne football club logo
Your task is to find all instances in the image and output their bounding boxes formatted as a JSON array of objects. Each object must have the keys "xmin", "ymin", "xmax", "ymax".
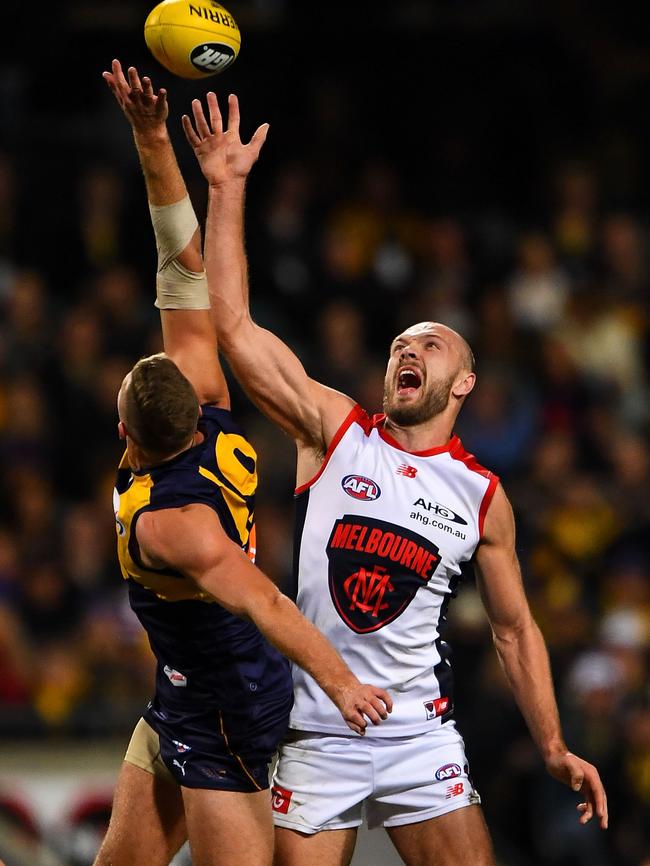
[
  {"xmin": 326, "ymin": 516, "xmax": 440, "ymax": 633},
  {"xmin": 341, "ymin": 475, "xmax": 381, "ymax": 501}
]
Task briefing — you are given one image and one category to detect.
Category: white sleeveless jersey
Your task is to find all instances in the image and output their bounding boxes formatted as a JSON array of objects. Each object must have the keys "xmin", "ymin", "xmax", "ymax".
[{"xmin": 290, "ymin": 405, "xmax": 499, "ymax": 737}]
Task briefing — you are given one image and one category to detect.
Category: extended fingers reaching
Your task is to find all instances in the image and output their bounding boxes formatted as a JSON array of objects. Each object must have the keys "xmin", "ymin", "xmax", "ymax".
[
  {"xmin": 228, "ymin": 94, "xmax": 240, "ymax": 133},
  {"xmin": 182, "ymin": 113, "xmax": 201, "ymax": 148},
  {"xmin": 182, "ymin": 93, "xmax": 270, "ymax": 183},
  {"xmin": 192, "ymin": 97, "xmax": 212, "ymax": 140},
  {"xmin": 102, "ymin": 58, "xmax": 129, "ymax": 92},
  {"xmin": 207, "ymin": 91, "xmax": 223, "ymax": 135},
  {"xmin": 103, "ymin": 58, "xmax": 168, "ymax": 125},
  {"xmin": 248, "ymin": 123, "xmax": 270, "ymax": 159},
  {"xmin": 127, "ymin": 65, "xmax": 143, "ymax": 93}
]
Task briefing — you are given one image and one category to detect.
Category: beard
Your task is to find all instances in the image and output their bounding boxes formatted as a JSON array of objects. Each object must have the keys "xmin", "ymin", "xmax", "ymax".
[{"xmin": 383, "ymin": 374, "xmax": 454, "ymax": 426}]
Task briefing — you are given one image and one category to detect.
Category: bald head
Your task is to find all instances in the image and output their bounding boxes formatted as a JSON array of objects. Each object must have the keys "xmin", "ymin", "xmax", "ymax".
[{"xmin": 395, "ymin": 322, "xmax": 475, "ymax": 375}]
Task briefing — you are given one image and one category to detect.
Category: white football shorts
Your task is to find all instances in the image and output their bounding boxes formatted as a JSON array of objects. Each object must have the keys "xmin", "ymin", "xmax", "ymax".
[{"xmin": 271, "ymin": 722, "xmax": 481, "ymax": 832}]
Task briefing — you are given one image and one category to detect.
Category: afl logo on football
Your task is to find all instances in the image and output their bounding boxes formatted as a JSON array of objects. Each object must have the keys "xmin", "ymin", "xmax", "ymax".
[
  {"xmin": 190, "ymin": 42, "xmax": 236, "ymax": 73},
  {"xmin": 341, "ymin": 475, "xmax": 381, "ymax": 501}
]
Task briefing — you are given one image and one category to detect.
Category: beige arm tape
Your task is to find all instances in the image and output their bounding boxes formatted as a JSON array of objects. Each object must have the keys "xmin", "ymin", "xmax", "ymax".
[{"xmin": 149, "ymin": 196, "xmax": 210, "ymax": 310}]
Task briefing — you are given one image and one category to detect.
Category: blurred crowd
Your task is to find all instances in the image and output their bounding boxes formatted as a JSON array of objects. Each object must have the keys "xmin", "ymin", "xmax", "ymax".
[{"xmin": 1, "ymin": 12, "xmax": 650, "ymax": 865}]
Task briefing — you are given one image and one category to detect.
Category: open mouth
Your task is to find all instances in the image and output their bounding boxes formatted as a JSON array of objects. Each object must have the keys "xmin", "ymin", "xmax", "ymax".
[{"xmin": 397, "ymin": 367, "xmax": 423, "ymax": 396}]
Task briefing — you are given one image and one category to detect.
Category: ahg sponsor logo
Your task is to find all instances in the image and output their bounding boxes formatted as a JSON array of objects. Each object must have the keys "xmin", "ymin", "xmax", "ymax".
[
  {"xmin": 341, "ymin": 475, "xmax": 381, "ymax": 501},
  {"xmin": 413, "ymin": 498, "xmax": 467, "ymax": 525}
]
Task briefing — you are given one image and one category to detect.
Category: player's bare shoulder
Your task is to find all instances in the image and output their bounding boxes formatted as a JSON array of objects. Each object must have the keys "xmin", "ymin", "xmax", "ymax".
[{"xmin": 135, "ymin": 503, "xmax": 220, "ymax": 571}]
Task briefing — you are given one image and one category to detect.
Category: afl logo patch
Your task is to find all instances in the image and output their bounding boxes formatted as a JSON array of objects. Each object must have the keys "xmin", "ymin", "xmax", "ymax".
[
  {"xmin": 341, "ymin": 475, "xmax": 381, "ymax": 501},
  {"xmin": 435, "ymin": 762, "xmax": 461, "ymax": 782}
]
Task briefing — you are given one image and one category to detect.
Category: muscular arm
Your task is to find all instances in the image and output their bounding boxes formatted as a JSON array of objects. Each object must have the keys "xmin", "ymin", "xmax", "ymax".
[
  {"xmin": 136, "ymin": 504, "xmax": 392, "ymax": 734},
  {"xmin": 103, "ymin": 60, "xmax": 228, "ymax": 407},
  {"xmin": 183, "ymin": 94, "xmax": 354, "ymax": 455},
  {"xmin": 475, "ymin": 484, "xmax": 608, "ymax": 829}
]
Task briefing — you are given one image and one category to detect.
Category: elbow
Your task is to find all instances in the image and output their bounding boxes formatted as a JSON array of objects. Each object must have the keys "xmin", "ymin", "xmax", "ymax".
[
  {"xmin": 211, "ymin": 308, "xmax": 253, "ymax": 346},
  {"xmin": 492, "ymin": 612, "xmax": 537, "ymax": 651}
]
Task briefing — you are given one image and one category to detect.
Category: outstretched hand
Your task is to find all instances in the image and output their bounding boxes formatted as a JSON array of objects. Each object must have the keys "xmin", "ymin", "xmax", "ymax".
[
  {"xmin": 334, "ymin": 683, "xmax": 393, "ymax": 736},
  {"xmin": 546, "ymin": 751, "xmax": 608, "ymax": 829},
  {"xmin": 102, "ymin": 59, "xmax": 168, "ymax": 133},
  {"xmin": 182, "ymin": 92, "xmax": 269, "ymax": 186}
]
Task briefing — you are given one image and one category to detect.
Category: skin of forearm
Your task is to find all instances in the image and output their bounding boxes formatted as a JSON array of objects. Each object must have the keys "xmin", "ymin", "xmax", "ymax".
[
  {"xmin": 493, "ymin": 618, "xmax": 567, "ymax": 760},
  {"xmin": 248, "ymin": 590, "xmax": 360, "ymax": 704},
  {"xmin": 205, "ymin": 180, "xmax": 250, "ymax": 333},
  {"xmin": 133, "ymin": 126, "xmax": 188, "ymax": 206}
]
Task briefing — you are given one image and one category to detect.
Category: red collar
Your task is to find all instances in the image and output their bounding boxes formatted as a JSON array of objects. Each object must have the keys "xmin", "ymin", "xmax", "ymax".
[{"xmin": 371, "ymin": 414, "xmax": 459, "ymax": 457}]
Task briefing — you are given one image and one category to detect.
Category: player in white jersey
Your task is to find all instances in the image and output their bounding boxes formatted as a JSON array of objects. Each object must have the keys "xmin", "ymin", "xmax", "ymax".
[{"xmin": 183, "ymin": 96, "xmax": 608, "ymax": 866}]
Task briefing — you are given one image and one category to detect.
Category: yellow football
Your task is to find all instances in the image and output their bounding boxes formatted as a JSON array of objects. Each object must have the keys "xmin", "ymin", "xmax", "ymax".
[{"xmin": 144, "ymin": 0, "xmax": 240, "ymax": 79}]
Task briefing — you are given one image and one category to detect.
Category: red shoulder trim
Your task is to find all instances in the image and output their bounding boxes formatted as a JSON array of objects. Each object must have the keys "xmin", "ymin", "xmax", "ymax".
[
  {"xmin": 294, "ymin": 404, "xmax": 368, "ymax": 496},
  {"xmin": 448, "ymin": 438, "xmax": 500, "ymax": 538}
]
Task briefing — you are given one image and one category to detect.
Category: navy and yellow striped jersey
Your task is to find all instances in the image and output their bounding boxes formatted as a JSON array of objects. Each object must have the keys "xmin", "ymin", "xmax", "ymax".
[
  {"xmin": 113, "ymin": 405, "xmax": 293, "ymax": 751},
  {"xmin": 114, "ymin": 404, "xmax": 258, "ymax": 600}
]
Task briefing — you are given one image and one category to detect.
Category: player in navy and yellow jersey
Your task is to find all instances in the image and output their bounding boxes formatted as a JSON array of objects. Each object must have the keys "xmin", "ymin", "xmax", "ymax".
[{"xmin": 94, "ymin": 61, "xmax": 391, "ymax": 866}]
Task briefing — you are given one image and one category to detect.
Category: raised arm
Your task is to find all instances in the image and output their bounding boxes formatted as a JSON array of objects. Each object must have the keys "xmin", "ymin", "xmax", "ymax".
[
  {"xmin": 475, "ymin": 484, "xmax": 608, "ymax": 830},
  {"xmin": 182, "ymin": 93, "xmax": 354, "ymax": 452},
  {"xmin": 136, "ymin": 503, "xmax": 392, "ymax": 734},
  {"xmin": 102, "ymin": 60, "xmax": 228, "ymax": 407}
]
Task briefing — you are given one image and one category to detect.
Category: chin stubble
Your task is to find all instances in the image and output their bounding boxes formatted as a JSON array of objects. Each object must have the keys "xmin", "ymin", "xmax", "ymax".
[{"xmin": 383, "ymin": 375, "xmax": 454, "ymax": 426}]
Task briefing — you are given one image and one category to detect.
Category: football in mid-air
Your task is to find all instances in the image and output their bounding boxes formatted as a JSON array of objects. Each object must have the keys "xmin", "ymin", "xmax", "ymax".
[{"xmin": 144, "ymin": 0, "xmax": 240, "ymax": 79}]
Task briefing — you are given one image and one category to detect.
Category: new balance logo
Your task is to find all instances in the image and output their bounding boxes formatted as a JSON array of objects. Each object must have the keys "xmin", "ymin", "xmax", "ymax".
[
  {"xmin": 424, "ymin": 696, "xmax": 450, "ymax": 720},
  {"xmin": 397, "ymin": 465, "xmax": 417, "ymax": 478},
  {"xmin": 445, "ymin": 782, "xmax": 464, "ymax": 799}
]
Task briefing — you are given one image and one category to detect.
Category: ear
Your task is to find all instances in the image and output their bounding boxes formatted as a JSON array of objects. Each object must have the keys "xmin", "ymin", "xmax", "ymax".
[
  {"xmin": 118, "ymin": 420, "xmax": 127, "ymax": 441},
  {"xmin": 452, "ymin": 372, "xmax": 476, "ymax": 399}
]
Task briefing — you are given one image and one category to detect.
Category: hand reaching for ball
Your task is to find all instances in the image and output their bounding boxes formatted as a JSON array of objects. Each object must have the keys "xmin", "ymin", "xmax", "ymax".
[
  {"xmin": 183, "ymin": 93, "xmax": 269, "ymax": 186},
  {"xmin": 103, "ymin": 59, "xmax": 168, "ymax": 135}
]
